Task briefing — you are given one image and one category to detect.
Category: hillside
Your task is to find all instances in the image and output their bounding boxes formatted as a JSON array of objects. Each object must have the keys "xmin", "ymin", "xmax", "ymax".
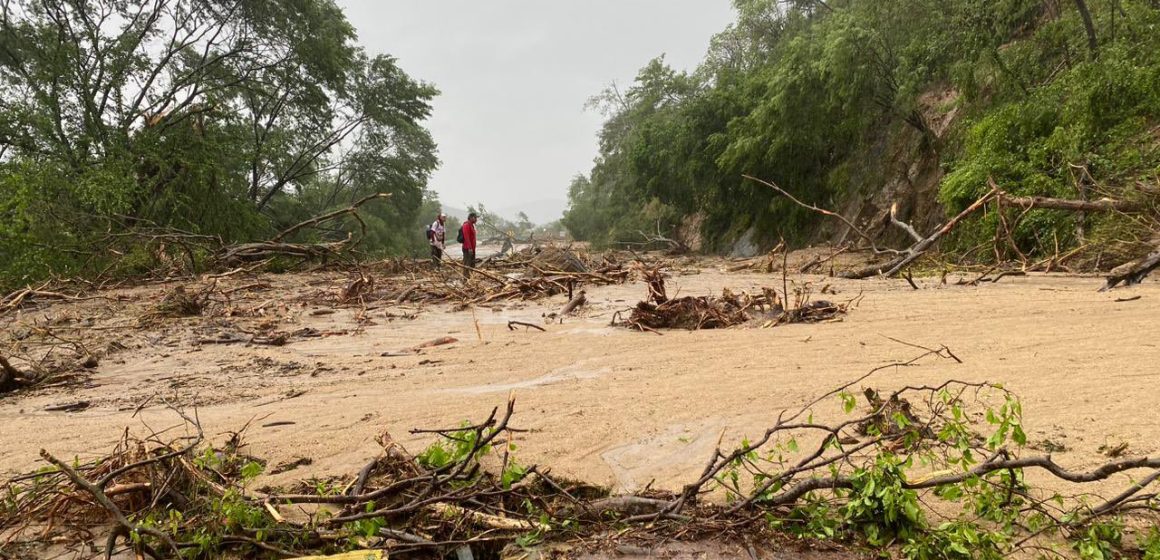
[{"xmin": 563, "ymin": 1, "xmax": 1160, "ymax": 268}]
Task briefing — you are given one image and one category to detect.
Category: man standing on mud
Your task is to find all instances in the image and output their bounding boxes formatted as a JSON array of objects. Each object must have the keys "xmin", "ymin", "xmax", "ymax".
[
  {"xmin": 461, "ymin": 212, "xmax": 478, "ymax": 277},
  {"xmin": 428, "ymin": 213, "xmax": 447, "ymax": 266}
]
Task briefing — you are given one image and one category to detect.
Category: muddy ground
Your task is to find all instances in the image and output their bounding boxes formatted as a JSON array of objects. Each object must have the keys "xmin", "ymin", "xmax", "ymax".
[{"xmin": 2, "ymin": 251, "xmax": 1157, "ymax": 508}]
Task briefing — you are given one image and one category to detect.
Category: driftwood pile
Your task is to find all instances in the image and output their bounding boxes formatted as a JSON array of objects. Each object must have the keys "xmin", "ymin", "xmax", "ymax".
[
  {"xmin": 620, "ymin": 266, "xmax": 848, "ymax": 332},
  {"xmin": 345, "ymin": 247, "xmax": 632, "ymax": 308},
  {"xmin": 0, "ymin": 400, "xmax": 618, "ymax": 559}
]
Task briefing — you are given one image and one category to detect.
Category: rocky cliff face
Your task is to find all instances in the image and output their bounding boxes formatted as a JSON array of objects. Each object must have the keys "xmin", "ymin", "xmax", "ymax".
[
  {"xmin": 831, "ymin": 89, "xmax": 961, "ymax": 248},
  {"xmin": 721, "ymin": 88, "xmax": 962, "ymax": 257}
]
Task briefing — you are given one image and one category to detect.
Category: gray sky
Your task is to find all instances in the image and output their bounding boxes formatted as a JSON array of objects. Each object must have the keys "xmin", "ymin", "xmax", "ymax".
[{"xmin": 337, "ymin": 1, "xmax": 736, "ymax": 222}]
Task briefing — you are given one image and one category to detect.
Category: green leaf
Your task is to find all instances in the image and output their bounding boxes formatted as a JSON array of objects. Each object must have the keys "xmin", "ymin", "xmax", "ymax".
[
  {"xmin": 240, "ymin": 461, "xmax": 264, "ymax": 481},
  {"xmin": 1012, "ymin": 424, "xmax": 1027, "ymax": 446}
]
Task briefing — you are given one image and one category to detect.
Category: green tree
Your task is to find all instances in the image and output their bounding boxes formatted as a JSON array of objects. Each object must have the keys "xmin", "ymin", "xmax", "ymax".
[
  {"xmin": 564, "ymin": 0, "xmax": 1154, "ymax": 264},
  {"xmin": 0, "ymin": 0, "xmax": 441, "ymax": 288}
]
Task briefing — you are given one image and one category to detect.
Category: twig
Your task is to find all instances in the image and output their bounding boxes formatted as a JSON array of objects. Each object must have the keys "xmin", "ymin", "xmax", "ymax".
[{"xmin": 506, "ymin": 321, "xmax": 546, "ymax": 332}]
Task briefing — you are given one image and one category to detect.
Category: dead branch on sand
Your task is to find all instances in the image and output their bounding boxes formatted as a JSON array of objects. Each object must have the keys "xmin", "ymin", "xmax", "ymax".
[
  {"xmin": 5, "ymin": 359, "xmax": 1159, "ymax": 559},
  {"xmin": 1102, "ymin": 249, "xmax": 1160, "ymax": 291}
]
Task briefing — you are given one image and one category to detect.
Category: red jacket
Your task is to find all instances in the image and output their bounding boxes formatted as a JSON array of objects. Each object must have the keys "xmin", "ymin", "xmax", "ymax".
[{"xmin": 462, "ymin": 221, "xmax": 477, "ymax": 251}]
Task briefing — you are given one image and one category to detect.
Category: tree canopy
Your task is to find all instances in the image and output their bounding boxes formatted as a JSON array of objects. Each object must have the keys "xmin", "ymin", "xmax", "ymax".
[
  {"xmin": 565, "ymin": 0, "xmax": 1160, "ymax": 261},
  {"xmin": 0, "ymin": 0, "xmax": 441, "ymax": 288}
]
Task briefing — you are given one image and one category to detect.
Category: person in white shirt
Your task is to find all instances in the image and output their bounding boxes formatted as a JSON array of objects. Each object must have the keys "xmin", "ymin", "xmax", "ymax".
[{"xmin": 427, "ymin": 213, "xmax": 447, "ymax": 265}]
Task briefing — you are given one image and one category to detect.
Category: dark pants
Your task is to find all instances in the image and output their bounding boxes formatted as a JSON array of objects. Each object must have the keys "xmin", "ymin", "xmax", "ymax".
[
  {"xmin": 462, "ymin": 249, "xmax": 476, "ymax": 277},
  {"xmin": 430, "ymin": 246, "xmax": 443, "ymax": 265}
]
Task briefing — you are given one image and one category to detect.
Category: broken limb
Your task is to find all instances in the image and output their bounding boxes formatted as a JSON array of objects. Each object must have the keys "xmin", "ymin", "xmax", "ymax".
[
  {"xmin": 744, "ymin": 175, "xmax": 906, "ymax": 256},
  {"xmin": 1102, "ymin": 249, "xmax": 1160, "ymax": 291},
  {"xmin": 998, "ymin": 193, "xmax": 1138, "ymax": 213},
  {"xmin": 842, "ymin": 183, "xmax": 1000, "ymax": 279},
  {"xmin": 271, "ymin": 192, "xmax": 392, "ymax": 243},
  {"xmin": 557, "ymin": 291, "xmax": 588, "ymax": 316}
]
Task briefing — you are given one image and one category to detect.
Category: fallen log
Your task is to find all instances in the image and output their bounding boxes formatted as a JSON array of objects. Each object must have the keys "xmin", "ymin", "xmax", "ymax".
[
  {"xmin": 999, "ymin": 194, "xmax": 1138, "ymax": 213},
  {"xmin": 745, "ymin": 174, "xmax": 999, "ymax": 279},
  {"xmin": 1101, "ymin": 250, "xmax": 1160, "ymax": 291},
  {"xmin": 842, "ymin": 184, "xmax": 1000, "ymax": 279},
  {"xmin": 558, "ymin": 291, "xmax": 587, "ymax": 316}
]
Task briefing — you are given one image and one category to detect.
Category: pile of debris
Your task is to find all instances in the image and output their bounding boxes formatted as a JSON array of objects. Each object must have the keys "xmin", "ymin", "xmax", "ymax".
[
  {"xmin": 7, "ymin": 376, "xmax": 1160, "ymax": 559},
  {"xmin": 327, "ymin": 246, "xmax": 633, "ymax": 308},
  {"xmin": 619, "ymin": 266, "xmax": 849, "ymax": 332},
  {"xmin": 0, "ymin": 400, "xmax": 628, "ymax": 560}
]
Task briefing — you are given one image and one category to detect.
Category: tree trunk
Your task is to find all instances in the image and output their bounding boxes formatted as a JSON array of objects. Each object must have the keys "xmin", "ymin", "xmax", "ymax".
[
  {"xmin": 999, "ymin": 194, "xmax": 1136, "ymax": 213},
  {"xmin": 1074, "ymin": 0, "xmax": 1099, "ymax": 58}
]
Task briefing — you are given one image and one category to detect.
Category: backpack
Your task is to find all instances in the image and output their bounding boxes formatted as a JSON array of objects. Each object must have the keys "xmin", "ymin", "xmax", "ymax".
[
  {"xmin": 425, "ymin": 224, "xmax": 434, "ymax": 241},
  {"xmin": 456, "ymin": 225, "xmax": 465, "ymax": 244}
]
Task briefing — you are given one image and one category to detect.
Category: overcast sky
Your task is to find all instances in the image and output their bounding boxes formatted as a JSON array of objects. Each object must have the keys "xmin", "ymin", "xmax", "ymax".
[{"xmin": 337, "ymin": 1, "xmax": 736, "ymax": 222}]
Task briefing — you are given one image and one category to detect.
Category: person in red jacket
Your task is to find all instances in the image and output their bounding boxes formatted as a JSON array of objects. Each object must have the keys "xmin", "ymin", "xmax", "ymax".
[{"xmin": 461, "ymin": 212, "xmax": 478, "ymax": 277}]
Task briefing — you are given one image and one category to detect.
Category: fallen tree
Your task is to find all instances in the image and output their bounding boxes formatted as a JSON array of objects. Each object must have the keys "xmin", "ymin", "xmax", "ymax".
[
  {"xmin": 744, "ymin": 174, "xmax": 1160, "ymax": 282},
  {"xmin": 998, "ymin": 193, "xmax": 1139, "ymax": 213},
  {"xmin": 840, "ymin": 185, "xmax": 1000, "ymax": 279},
  {"xmin": 743, "ymin": 175, "xmax": 1000, "ymax": 279},
  {"xmin": 1102, "ymin": 249, "xmax": 1160, "ymax": 291},
  {"xmin": 217, "ymin": 193, "xmax": 392, "ymax": 266}
]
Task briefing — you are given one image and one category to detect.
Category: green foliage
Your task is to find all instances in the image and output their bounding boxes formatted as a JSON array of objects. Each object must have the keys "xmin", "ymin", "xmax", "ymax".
[
  {"xmin": 127, "ymin": 445, "xmax": 276, "ymax": 558},
  {"xmin": 565, "ymin": 0, "xmax": 1043, "ymax": 251},
  {"xmin": 0, "ymin": 0, "xmax": 441, "ymax": 290},
  {"xmin": 345, "ymin": 502, "xmax": 387, "ymax": 541},
  {"xmin": 729, "ymin": 386, "xmax": 1112, "ymax": 558},
  {"xmin": 565, "ymin": 0, "xmax": 1160, "ymax": 264},
  {"xmin": 841, "ymin": 455, "xmax": 924, "ymax": 546},
  {"xmin": 415, "ymin": 422, "xmax": 494, "ymax": 470},
  {"xmin": 501, "ymin": 457, "xmax": 529, "ymax": 490},
  {"xmin": 1142, "ymin": 527, "xmax": 1160, "ymax": 560},
  {"xmin": 941, "ymin": 5, "xmax": 1160, "ymax": 260},
  {"xmin": 1073, "ymin": 519, "xmax": 1125, "ymax": 560},
  {"xmin": 902, "ymin": 520, "xmax": 1006, "ymax": 560}
]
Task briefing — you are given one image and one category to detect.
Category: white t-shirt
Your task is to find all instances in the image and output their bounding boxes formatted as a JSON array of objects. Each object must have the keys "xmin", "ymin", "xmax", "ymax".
[{"xmin": 429, "ymin": 220, "xmax": 446, "ymax": 249}]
